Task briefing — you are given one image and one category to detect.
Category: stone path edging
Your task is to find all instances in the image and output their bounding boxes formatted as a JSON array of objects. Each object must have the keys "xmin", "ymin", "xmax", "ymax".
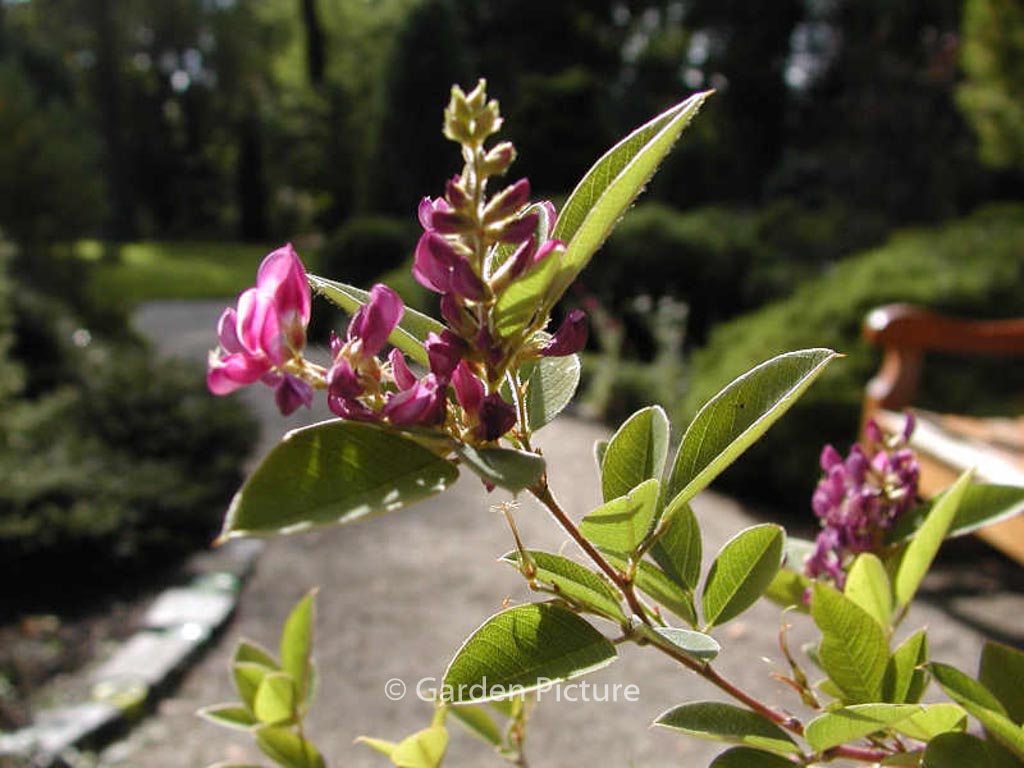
[{"xmin": 0, "ymin": 540, "xmax": 264, "ymax": 767}]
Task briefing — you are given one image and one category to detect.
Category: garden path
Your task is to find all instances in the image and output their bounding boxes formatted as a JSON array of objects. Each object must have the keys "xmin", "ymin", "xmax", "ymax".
[{"xmin": 101, "ymin": 300, "xmax": 1024, "ymax": 768}]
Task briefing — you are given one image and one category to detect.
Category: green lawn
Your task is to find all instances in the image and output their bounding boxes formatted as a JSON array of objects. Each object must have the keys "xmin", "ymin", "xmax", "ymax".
[{"xmin": 80, "ymin": 240, "xmax": 317, "ymax": 304}]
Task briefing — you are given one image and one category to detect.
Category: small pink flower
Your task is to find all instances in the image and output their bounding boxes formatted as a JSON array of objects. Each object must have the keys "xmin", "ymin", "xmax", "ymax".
[
  {"xmin": 452, "ymin": 361, "xmax": 516, "ymax": 442},
  {"xmin": 383, "ymin": 374, "xmax": 447, "ymax": 426},
  {"xmin": 207, "ymin": 244, "xmax": 313, "ymax": 415}
]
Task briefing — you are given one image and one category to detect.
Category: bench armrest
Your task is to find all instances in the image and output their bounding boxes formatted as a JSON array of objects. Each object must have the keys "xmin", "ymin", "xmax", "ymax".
[{"xmin": 862, "ymin": 303, "xmax": 1024, "ymax": 419}]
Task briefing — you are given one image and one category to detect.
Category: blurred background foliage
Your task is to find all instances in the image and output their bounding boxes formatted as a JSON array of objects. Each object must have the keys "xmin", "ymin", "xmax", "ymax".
[{"xmin": 1, "ymin": 0, "xmax": 1022, "ymax": 560}]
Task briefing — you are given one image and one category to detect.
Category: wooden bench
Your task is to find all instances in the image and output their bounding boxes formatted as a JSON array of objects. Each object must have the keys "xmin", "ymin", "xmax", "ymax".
[{"xmin": 862, "ymin": 304, "xmax": 1024, "ymax": 563}]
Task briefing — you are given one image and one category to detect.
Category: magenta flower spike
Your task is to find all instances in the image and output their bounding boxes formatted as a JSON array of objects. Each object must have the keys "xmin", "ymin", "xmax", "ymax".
[{"xmin": 207, "ymin": 244, "xmax": 314, "ymax": 415}]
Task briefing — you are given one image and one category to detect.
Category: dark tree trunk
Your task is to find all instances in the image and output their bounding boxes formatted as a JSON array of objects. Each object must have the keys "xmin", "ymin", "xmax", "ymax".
[
  {"xmin": 299, "ymin": 0, "xmax": 326, "ymax": 86},
  {"xmin": 237, "ymin": 112, "xmax": 269, "ymax": 241},
  {"xmin": 93, "ymin": 0, "xmax": 134, "ymax": 246}
]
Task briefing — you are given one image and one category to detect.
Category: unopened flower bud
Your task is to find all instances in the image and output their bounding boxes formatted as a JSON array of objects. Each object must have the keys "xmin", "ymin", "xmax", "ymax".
[
  {"xmin": 483, "ymin": 179, "xmax": 531, "ymax": 225},
  {"xmin": 541, "ymin": 309, "xmax": 588, "ymax": 357},
  {"xmin": 481, "ymin": 141, "xmax": 516, "ymax": 176}
]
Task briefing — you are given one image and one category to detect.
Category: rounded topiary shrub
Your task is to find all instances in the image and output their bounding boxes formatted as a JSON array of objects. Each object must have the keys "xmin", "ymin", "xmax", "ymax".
[{"xmin": 681, "ymin": 203, "xmax": 1024, "ymax": 512}]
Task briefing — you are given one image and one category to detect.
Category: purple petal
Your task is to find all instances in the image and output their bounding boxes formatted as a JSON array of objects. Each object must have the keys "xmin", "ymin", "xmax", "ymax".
[
  {"xmin": 217, "ymin": 307, "xmax": 243, "ymax": 354},
  {"xmin": 820, "ymin": 444, "xmax": 843, "ymax": 472},
  {"xmin": 452, "ymin": 360, "xmax": 484, "ymax": 415},
  {"xmin": 541, "ymin": 309, "xmax": 588, "ymax": 356},
  {"xmin": 418, "ymin": 196, "xmax": 453, "ymax": 230},
  {"xmin": 864, "ymin": 419, "xmax": 883, "ymax": 445},
  {"xmin": 384, "ymin": 374, "xmax": 446, "ymax": 426},
  {"xmin": 207, "ymin": 351, "xmax": 271, "ymax": 395},
  {"xmin": 349, "ymin": 283, "xmax": 404, "ymax": 356},
  {"xmin": 236, "ymin": 287, "xmax": 274, "ymax": 356},
  {"xmin": 533, "ymin": 238, "xmax": 563, "ymax": 265},
  {"xmin": 901, "ymin": 411, "xmax": 916, "ymax": 444},
  {"xmin": 274, "ymin": 374, "xmax": 313, "ymax": 416},
  {"xmin": 425, "ymin": 331, "xmax": 465, "ymax": 380},
  {"xmin": 389, "ymin": 349, "xmax": 417, "ymax": 391},
  {"xmin": 327, "ymin": 392, "xmax": 377, "ymax": 421},
  {"xmin": 440, "ymin": 294, "xmax": 474, "ymax": 336},
  {"xmin": 258, "ymin": 244, "xmax": 311, "ymax": 325},
  {"xmin": 327, "ymin": 357, "xmax": 364, "ymax": 400},
  {"xmin": 478, "ymin": 393, "xmax": 517, "ymax": 441},
  {"xmin": 451, "ymin": 259, "xmax": 487, "ymax": 302},
  {"xmin": 498, "ymin": 211, "xmax": 539, "ymax": 244},
  {"xmin": 412, "ymin": 232, "xmax": 458, "ymax": 294}
]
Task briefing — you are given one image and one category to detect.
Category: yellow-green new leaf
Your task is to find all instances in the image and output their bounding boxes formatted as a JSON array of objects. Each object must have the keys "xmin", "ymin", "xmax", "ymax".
[
  {"xmin": 390, "ymin": 726, "xmax": 448, "ymax": 768},
  {"xmin": 256, "ymin": 726, "xmax": 325, "ymax": 768},
  {"xmin": 895, "ymin": 470, "xmax": 973, "ymax": 608},
  {"xmin": 805, "ymin": 704, "xmax": 921, "ymax": 752},
  {"xmin": 280, "ymin": 590, "xmax": 316, "ymax": 705},
  {"xmin": 252, "ymin": 672, "xmax": 296, "ymax": 726},
  {"xmin": 884, "ymin": 630, "xmax": 929, "ymax": 704},
  {"xmin": 581, "ymin": 479, "xmax": 660, "ymax": 558},
  {"xmin": 845, "ymin": 553, "xmax": 893, "ymax": 629},
  {"xmin": 811, "ymin": 582, "xmax": 890, "ymax": 703},
  {"xmin": 930, "ymin": 662, "xmax": 1024, "ymax": 759},
  {"xmin": 892, "ymin": 703, "xmax": 967, "ymax": 741},
  {"xmin": 449, "ymin": 705, "xmax": 503, "ymax": 746}
]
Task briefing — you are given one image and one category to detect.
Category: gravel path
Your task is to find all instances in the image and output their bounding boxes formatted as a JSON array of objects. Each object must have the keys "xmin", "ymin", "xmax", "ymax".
[{"xmin": 103, "ymin": 300, "xmax": 1024, "ymax": 768}]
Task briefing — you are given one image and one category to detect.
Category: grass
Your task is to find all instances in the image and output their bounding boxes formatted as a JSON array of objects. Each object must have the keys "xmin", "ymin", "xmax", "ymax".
[{"xmin": 79, "ymin": 240, "xmax": 318, "ymax": 304}]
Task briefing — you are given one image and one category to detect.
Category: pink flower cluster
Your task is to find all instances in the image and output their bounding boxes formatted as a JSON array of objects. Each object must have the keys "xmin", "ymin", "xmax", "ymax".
[{"xmin": 804, "ymin": 414, "xmax": 920, "ymax": 588}]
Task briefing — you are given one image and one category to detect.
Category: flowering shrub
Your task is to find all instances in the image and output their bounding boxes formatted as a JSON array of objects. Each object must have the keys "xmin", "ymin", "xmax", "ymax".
[{"xmin": 199, "ymin": 82, "xmax": 1024, "ymax": 768}]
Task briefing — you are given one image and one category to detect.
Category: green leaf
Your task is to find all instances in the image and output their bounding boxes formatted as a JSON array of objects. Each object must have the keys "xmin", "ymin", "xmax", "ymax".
[
  {"xmin": 654, "ymin": 701, "xmax": 799, "ymax": 756},
  {"xmin": 634, "ymin": 624, "xmax": 720, "ymax": 663},
  {"xmin": 501, "ymin": 550, "xmax": 626, "ymax": 622},
  {"xmin": 233, "ymin": 661, "xmax": 274, "ymax": 712},
  {"xmin": 280, "ymin": 590, "xmax": 315, "ymax": 705},
  {"xmin": 805, "ymin": 704, "xmax": 922, "ymax": 752},
  {"xmin": 253, "ymin": 672, "xmax": 296, "ymax": 726},
  {"xmin": 665, "ymin": 349, "xmax": 837, "ymax": 510},
  {"xmin": 197, "ymin": 703, "xmax": 258, "ymax": 731},
  {"xmin": 893, "ymin": 703, "xmax": 968, "ymax": 741},
  {"xmin": 930, "ymin": 663, "xmax": 1024, "ymax": 759},
  {"xmin": 549, "ymin": 91, "xmax": 711, "ymax": 307},
  {"xmin": 844, "ymin": 553, "xmax": 893, "ymax": 629},
  {"xmin": 884, "ymin": 630, "xmax": 929, "ymax": 704},
  {"xmin": 453, "ymin": 443, "xmax": 545, "ymax": 492},
  {"xmin": 221, "ymin": 420, "xmax": 458, "ymax": 539},
  {"xmin": 811, "ymin": 582, "xmax": 890, "ymax": 703},
  {"xmin": 980, "ymin": 641, "xmax": 1024, "ymax": 724},
  {"xmin": 355, "ymin": 736, "xmax": 397, "ymax": 757},
  {"xmin": 594, "ymin": 439, "xmax": 608, "ymax": 469},
  {"xmin": 709, "ymin": 747, "xmax": 799, "ymax": 768},
  {"xmin": 923, "ymin": 733, "xmax": 995, "ymax": 768},
  {"xmin": 602, "ymin": 552, "xmax": 697, "ymax": 626},
  {"xmin": 702, "ymin": 524, "xmax": 785, "ymax": 628},
  {"xmin": 601, "ymin": 406, "xmax": 670, "ymax": 503},
  {"xmin": 580, "ymin": 479, "xmax": 660, "ymax": 558},
  {"xmin": 308, "ymin": 275, "xmax": 443, "ymax": 366},
  {"xmin": 649, "ymin": 498, "xmax": 702, "ymax": 593},
  {"xmin": 520, "ymin": 354, "xmax": 581, "ymax": 432},
  {"xmin": 493, "ymin": 250, "xmax": 562, "ymax": 337},
  {"xmin": 449, "ymin": 705, "xmax": 503, "ymax": 746},
  {"xmin": 235, "ymin": 640, "xmax": 280, "ymax": 670},
  {"xmin": 895, "ymin": 470, "xmax": 973, "ymax": 608},
  {"xmin": 764, "ymin": 568, "xmax": 810, "ymax": 611},
  {"xmin": 889, "ymin": 484, "xmax": 1024, "ymax": 544},
  {"xmin": 441, "ymin": 603, "xmax": 617, "ymax": 704},
  {"xmin": 256, "ymin": 725, "xmax": 325, "ymax": 768},
  {"xmin": 390, "ymin": 726, "xmax": 448, "ymax": 768}
]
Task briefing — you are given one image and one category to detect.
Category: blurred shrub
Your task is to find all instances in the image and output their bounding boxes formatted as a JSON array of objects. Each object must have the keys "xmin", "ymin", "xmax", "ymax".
[
  {"xmin": 681, "ymin": 203, "xmax": 1024, "ymax": 511},
  {"xmin": 589, "ymin": 200, "xmax": 886, "ymax": 345},
  {"xmin": 0, "ymin": 260, "xmax": 256, "ymax": 603}
]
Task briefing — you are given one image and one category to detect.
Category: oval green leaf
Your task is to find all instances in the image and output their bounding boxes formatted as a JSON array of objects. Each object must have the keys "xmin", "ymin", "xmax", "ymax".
[
  {"xmin": 654, "ymin": 701, "xmax": 799, "ymax": 756},
  {"xmin": 220, "ymin": 420, "xmax": 458, "ymax": 539},
  {"xmin": 666, "ymin": 349, "xmax": 837, "ymax": 510},
  {"xmin": 253, "ymin": 672, "xmax": 296, "ymax": 726},
  {"xmin": 923, "ymin": 733, "xmax": 994, "ymax": 768},
  {"xmin": 632, "ymin": 624, "xmax": 720, "ymax": 663},
  {"xmin": 449, "ymin": 705, "xmax": 503, "ymax": 746},
  {"xmin": 889, "ymin": 483, "xmax": 1024, "ymax": 544},
  {"xmin": 811, "ymin": 582, "xmax": 890, "ymax": 703},
  {"xmin": 521, "ymin": 354, "xmax": 581, "ymax": 432},
  {"xmin": 980, "ymin": 641, "xmax": 1024, "ymax": 724},
  {"xmin": 453, "ymin": 443, "xmax": 545, "ymax": 492},
  {"xmin": 883, "ymin": 629, "xmax": 929, "ymax": 704},
  {"xmin": 197, "ymin": 703, "xmax": 258, "ymax": 731},
  {"xmin": 649, "ymin": 497, "xmax": 702, "ymax": 593},
  {"xmin": 601, "ymin": 406, "xmax": 670, "ymax": 503},
  {"xmin": 307, "ymin": 275, "xmax": 444, "ymax": 366},
  {"xmin": 805, "ymin": 704, "xmax": 922, "ymax": 752},
  {"xmin": 441, "ymin": 603, "xmax": 617, "ymax": 704},
  {"xmin": 702, "ymin": 524, "xmax": 785, "ymax": 629},
  {"xmin": 580, "ymin": 479, "xmax": 660, "ymax": 558},
  {"xmin": 929, "ymin": 662, "xmax": 1024, "ymax": 759},
  {"xmin": 710, "ymin": 747, "xmax": 799, "ymax": 768},
  {"xmin": 893, "ymin": 703, "xmax": 967, "ymax": 741},
  {"xmin": 602, "ymin": 552, "xmax": 697, "ymax": 626},
  {"xmin": 549, "ymin": 91, "xmax": 712, "ymax": 308},
  {"xmin": 501, "ymin": 550, "xmax": 626, "ymax": 622}
]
